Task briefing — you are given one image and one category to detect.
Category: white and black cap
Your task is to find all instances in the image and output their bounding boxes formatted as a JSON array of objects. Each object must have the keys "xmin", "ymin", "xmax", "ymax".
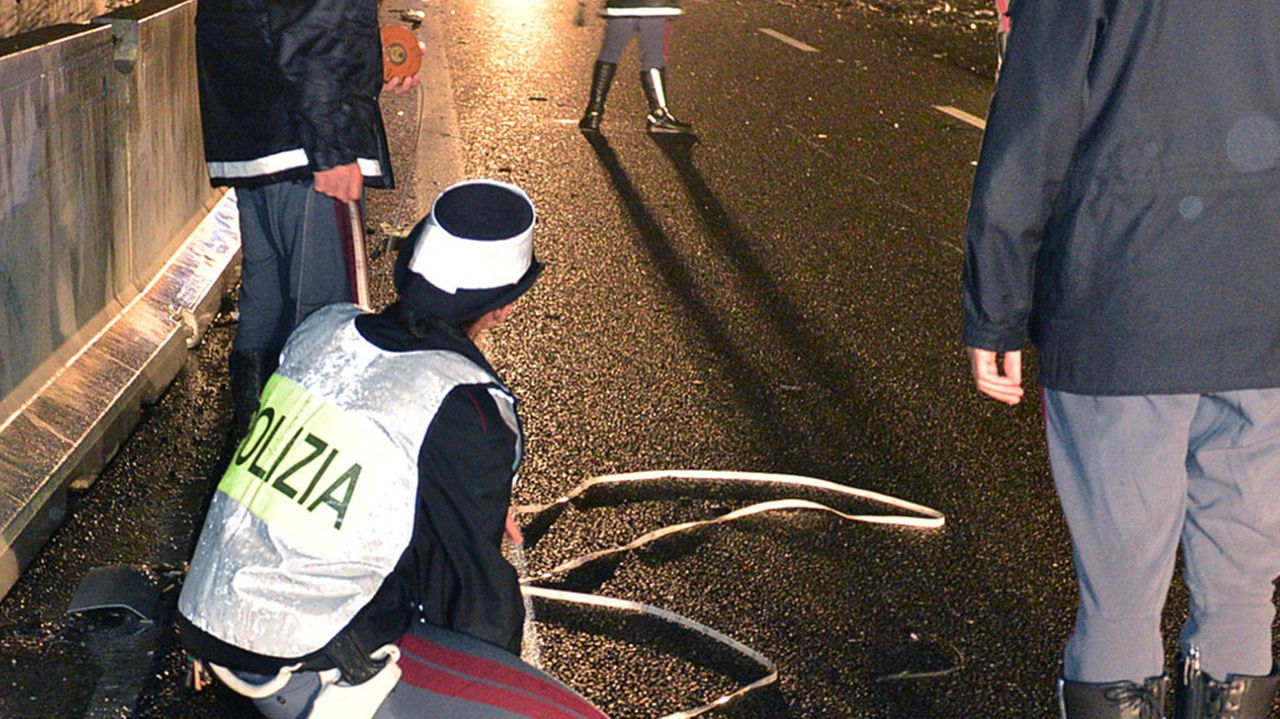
[{"xmin": 394, "ymin": 179, "xmax": 542, "ymax": 323}]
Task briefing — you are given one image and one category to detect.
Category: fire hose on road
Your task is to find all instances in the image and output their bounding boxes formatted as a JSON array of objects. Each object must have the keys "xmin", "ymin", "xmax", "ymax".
[{"xmin": 510, "ymin": 470, "xmax": 949, "ymax": 718}]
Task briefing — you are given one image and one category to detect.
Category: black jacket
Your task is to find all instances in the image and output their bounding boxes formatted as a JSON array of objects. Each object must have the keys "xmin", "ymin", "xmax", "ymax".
[
  {"xmin": 356, "ymin": 311, "xmax": 525, "ymax": 656},
  {"xmin": 195, "ymin": 0, "xmax": 393, "ymax": 189},
  {"xmin": 962, "ymin": 0, "xmax": 1280, "ymax": 395}
]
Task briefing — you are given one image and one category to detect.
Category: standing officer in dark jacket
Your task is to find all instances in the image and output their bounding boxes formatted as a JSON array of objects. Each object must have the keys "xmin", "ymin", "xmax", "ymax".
[
  {"xmin": 195, "ymin": 0, "xmax": 418, "ymax": 439},
  {"xmin": 578, "ymin": 0, "xmax": 693, "ymax": 135},
  {"xmin": 963, "ymin": 1, "xmax": 1280, "ymax": 717}
]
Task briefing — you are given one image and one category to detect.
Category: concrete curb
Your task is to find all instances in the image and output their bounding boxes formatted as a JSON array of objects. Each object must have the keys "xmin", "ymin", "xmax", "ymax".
[
  {"xmin": 400, "ymin": 0, "xmax": 466, "ymax": 196},
  {"xmin": 0, "ymin": 191, "xmax": 241, "ymax": 602}
]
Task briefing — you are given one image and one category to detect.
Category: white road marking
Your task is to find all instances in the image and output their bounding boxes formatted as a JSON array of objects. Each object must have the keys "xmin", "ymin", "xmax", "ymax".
[
  {"xmin": 758, "ymin": 28, "xmax": 819, "ymax": 53},
  {"xmin": 933, "ymin": 105, "xmax": 986, "ymax": 130}
]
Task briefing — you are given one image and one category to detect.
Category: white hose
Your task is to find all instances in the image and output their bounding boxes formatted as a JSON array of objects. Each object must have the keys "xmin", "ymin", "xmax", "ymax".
[
  {"xmin": 510, "ymin": 540, "xmax": 543, "ymax": 669},
  {"xmin": 513, "ymin": 469, "xmax": 946, "ymax": 718}
]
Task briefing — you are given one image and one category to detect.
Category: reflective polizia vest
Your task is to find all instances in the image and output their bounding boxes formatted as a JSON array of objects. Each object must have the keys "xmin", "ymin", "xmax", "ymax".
[
  {"xmin": 603, "ymin": 0, "xmax": 682, "ymax": 17},
  {"xmin": 178, "ymin": 304, "xmax": 519, "ymax": 659}
]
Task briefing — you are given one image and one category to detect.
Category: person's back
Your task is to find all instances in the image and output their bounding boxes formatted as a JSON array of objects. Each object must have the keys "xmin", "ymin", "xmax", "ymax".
[
  {"xmin": 965, "ymin": 0, "xmax": 1280, "ymax": 395},
  {"xmin": 178, "ymin": 181, "xmax": 612, "ymax": 719},
  {"xmin": 195, "ymin": 0, "xmax": 390, "ymax": 190},
  {"xmin": 963, "ymin": 3, "xmax": 1280, "ymax": 717},
  {"xmin": 195, "ymin": 0, "xmax": 401, "ymax": 444}
]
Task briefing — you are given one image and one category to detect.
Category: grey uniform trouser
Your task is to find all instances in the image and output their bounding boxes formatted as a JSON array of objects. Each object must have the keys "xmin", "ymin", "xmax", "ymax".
[
  {"xmin": 596, "ymin": 16, "xmax": 672, "ymax": 70},
  {"xmin": 1044, "ymin": 387, "xmax": 1280, "ymax": 684},
  {"xmin": 233, "ymin": 181, "xmax": 355, "ymax": 356}
]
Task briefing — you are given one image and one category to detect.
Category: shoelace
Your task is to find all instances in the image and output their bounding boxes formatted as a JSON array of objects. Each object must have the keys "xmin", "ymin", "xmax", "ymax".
[{"xmin": 1102, "ymin": 682, "xmax": 1163, "ymax": 719}]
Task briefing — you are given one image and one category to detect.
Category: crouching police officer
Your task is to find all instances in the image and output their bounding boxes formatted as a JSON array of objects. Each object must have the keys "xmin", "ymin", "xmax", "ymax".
[{"xmin": 177, "ymin": 180, "xmax": 601, "ymax": 718}]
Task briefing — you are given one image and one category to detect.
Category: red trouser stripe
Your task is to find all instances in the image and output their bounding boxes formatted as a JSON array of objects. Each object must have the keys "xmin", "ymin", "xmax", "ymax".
[{"xmin": 397, "ymin": 633, "xmax": 607, "ymax": 718}]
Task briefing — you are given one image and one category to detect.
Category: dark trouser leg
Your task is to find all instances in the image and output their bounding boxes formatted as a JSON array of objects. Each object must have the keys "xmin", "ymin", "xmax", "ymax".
[
  {"xmin": 231, "ymin": 182, "xmax": 349, "ymax": 440},
  {"xmin": 228, "ymin": 349, "xmax": 277, "ymax": 442},
  {"xmin": 1044, "ymin": 390, "xmax": 1191, "ymax": 683},
  {"xmin": 235, "ymin": 181, "xmax": 354, "ymax": 357},
  {"xmin": 234, "ymin": 185, "xmax": 292, "ymax": 357},
  {"xmin": 596, "ymin": 16, "xmax": 638, "ymax": 64},
  {"xmin": 1179, "ymin": 389, "xmax": 1280, "ymax": 681},
  {"xmin": 1174, "ymin": 389, "xmax": 1280, "ymax": 717}
]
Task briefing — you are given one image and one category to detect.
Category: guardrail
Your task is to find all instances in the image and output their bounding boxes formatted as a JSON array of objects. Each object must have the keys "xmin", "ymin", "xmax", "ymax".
[
  {"xmin": 0, "ymin": 0, "xmax": 238, "ymax": 600},
  {"xmin": 0, "ymin": 0, "xmax": 115, "ymax": 41}
]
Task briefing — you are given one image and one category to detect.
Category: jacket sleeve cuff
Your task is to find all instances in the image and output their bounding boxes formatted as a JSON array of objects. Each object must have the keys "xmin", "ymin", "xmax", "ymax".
[{"xmin": 962, "ymin": 324, "xmax": 1026, "ymax": 352}]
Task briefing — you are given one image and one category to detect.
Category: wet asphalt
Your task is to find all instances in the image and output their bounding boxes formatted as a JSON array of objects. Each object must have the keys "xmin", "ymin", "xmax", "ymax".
[{"xmin": 0, "ymin": 0, "xmax": 1222, "ymax": 717}]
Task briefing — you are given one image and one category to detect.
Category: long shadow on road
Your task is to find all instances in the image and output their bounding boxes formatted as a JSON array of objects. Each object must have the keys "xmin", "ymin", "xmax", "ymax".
[
  {"xmin": 585, "ymin": 129, "xmax": 906, "ymax": 487},
  {"xmin": 581, "ymin": 131, "xmax": 819, "ymax": 471}
]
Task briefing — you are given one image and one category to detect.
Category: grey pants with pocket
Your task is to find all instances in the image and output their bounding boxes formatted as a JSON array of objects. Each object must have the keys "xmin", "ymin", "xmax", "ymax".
[
  {"xmin": 233, "ymin": 181, "xmax": 355, "ymax": 356},
  {"xmin": 1045, "ymin": 387, "xmax": 1280, "ymax": 684}
]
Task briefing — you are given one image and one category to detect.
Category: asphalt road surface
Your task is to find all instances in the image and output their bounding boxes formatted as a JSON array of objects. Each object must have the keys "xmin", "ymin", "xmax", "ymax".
[{"xmin": 0, "ymin": 0, "xmax": 1218, "ymax": 717}]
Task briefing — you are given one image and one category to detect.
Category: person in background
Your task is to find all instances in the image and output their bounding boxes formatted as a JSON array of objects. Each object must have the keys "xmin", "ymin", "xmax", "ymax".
[
  {"xmin": 962, "ymin": 1, "xmax": 1280, "ymax": 717},
  {"xmin": 177, "ymin": 180, "xmax": 602, "ymax": 718},
  {"xmin": 578, "ymin": 0, "xmax": 694, "ymax": 135},
  {"xmin": 195, "ymin": 0, "xmax": 419, "ymax": 439}
]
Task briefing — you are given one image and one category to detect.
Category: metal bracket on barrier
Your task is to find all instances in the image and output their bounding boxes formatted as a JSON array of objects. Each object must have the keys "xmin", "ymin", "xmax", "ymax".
[{"xmin": 91, "ymin": 17, "xmax": 139, "ymax": 74}]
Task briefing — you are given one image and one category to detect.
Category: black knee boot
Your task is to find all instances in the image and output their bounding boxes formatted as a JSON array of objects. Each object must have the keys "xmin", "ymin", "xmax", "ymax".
[
  {"xmin": 1175, "ymin": 649, "xmax": 1279, "ymax": 719},
  {"xmin": 641, "ymin": 67, "xmax": 693, "ymax": 135},
  {"xmin": 1059, "ymin": 675, "xmax": 1170, "ymax": 718},
  {"xmin": 228, "ymin": 349, "xmax": 277, "ymax": 442},
  {"xmin": 579, "ymin": 61, "xmax": 617, "ymax": 132}
]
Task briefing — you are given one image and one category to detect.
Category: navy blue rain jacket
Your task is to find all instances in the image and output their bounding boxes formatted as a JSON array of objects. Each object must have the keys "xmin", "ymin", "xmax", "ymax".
[
  {"xmin": 962, "ymin": 0, "xmax": 1280, "ymax": 394},
  {"xmin": 195, "ymin": 0, "xmax": 393, "ymax": 189}
]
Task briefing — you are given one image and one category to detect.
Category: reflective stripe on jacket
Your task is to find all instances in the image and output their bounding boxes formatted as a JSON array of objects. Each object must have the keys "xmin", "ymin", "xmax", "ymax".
[
  {"xmin": 603, "ymin": 0, "xmax": 682, "ymax": 17},
  {"xmin": 195, "ymin": 0, "xmax": 392, "ymax": 188}
]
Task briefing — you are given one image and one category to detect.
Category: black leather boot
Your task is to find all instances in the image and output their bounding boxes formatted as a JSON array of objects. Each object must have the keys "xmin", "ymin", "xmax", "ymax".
[
  {"xmin": 228, "ymin": 349, "xmax": 277, "ymax": 442},
  {"xmin": 641, "ymin": 67, "xmax": 693, "ymax": 135},
  {"xmin": 1175, "ymin": 648, "xmax": 1279, "ymax": 719},
  {"xmin": 1059, "ymin": 675, "xmax": 1170, "ymax": 719},
  {"xmin": 578, "ymin": 61, "xmax": 617, "ymax": 132}
]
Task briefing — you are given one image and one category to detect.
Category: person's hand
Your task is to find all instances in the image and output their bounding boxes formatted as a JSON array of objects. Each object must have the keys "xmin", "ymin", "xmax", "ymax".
[
  {"xmin": 967, "ymin": 347, "xmax": 1024, "ymax": 406},
  {"xmin": 504, "ymin": 511, "xmax": 524, "ymax": 545},
  {"xmin": 384, "ymin": 73, "xmax": 420, "ymax": 95},
  {"xmin": 313, "ymin": 162, "xmax": 364, "ymax": 203},
  {"xmin": 383, "ymin": 41, "xmax": 424, "ymax": 95}
]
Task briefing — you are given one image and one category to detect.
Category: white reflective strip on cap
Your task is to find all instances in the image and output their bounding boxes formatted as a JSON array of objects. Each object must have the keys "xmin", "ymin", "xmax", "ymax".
[
  {"xmin": 410, "ymin": 224, "xmax": 532, "ymax": 293},
  {"xmin": 407, "ymin": 180, "xmax": 535, "ymax": 294}
]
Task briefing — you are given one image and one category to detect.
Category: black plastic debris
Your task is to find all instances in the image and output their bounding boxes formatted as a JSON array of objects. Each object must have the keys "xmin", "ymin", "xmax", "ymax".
[{"xmin": 66, "ymin": 565, "xmax": 161, "ymax": 623}]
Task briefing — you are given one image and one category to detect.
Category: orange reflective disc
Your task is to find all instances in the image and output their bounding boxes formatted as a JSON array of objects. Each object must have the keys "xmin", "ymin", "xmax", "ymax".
[{"xmin": 381, "ymin": 26, "xmax": 422, "ymax": 81}]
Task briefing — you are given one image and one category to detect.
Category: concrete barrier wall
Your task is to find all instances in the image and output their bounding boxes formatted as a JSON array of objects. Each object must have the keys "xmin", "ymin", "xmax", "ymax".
[
  {"xmin": 0, "ymin": 0, "xmax": 238, "ymax": 600},
  {"xmin": 0, "ymin": 0, "xmax": 216, "ymax": 422},
  {"xmin": 0, "ymin": 23, "xmax": 122, "ymax": 420},
  {"xmin": 103, "ymin": 0, "xmax": 212, "ymax": 287},
  {"xmin": 0, "ymin": 0, "xmax": 123, "ymax": 42}
]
